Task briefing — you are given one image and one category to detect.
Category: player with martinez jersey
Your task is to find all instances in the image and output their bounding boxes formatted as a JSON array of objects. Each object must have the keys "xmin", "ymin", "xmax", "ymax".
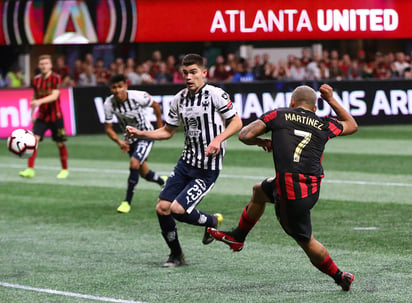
[
  {"xmin": 208, "ymin": 84, "xmax": 358, "ymax": 291},
  {"xmin": 104, "ymin": 74, "xmax": 166, "ymax": 214},
  {"xmin": 126, "ymin": 53, "xmax": 242, "ymax": 267}
]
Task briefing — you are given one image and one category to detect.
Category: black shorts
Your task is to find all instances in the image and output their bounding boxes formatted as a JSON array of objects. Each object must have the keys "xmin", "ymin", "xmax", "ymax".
[
  {"xmin": 32, "ymin": 118, "xmax": 67, "ymax": 142},
  {"xmin": 159, "ymin": 159, "xmax": 219, "ymax": 214},
  {"xmin": 261, "ymin": 177, "xmax": 319, "ymax": 242}
]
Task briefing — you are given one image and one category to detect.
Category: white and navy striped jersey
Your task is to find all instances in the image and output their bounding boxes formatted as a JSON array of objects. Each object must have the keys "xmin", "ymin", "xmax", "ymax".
[
  {"xmin": 104, "ymin": 90, "xmax": 155, "ymax": 142},
  {"xmin": 166, "ymin": 84, "xmax": 237, "ymax": 171}
]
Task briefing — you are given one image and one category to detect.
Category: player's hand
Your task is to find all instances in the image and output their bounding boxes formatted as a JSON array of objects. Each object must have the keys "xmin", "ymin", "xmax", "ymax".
[
  {"xmin": 319, "ymin": 84, "xmax": 333, "ymax": 102},
  {"xmin": 125, "ymin": 126, "xmax": 142, "ymax": 138},
  {"xmin": 205, "ymin": 139, "xmax": 221, "ymax": 157},
  {"xmin": 119, "ymin": 140, "xmax": 130, "ymax": 153},
  {"xmin": 257, "ymin": 138, "xmax": 272, "ymax": 152},
  {"xmin": 30, "ymin": 99, "xmax": 41, "ymax": 108}
]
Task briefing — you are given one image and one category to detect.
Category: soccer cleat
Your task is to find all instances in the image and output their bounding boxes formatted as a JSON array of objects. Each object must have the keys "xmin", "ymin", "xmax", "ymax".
[
  {"xmin": 160, "ymin": 175, "xmax": 168, "ymax": 187},
  {"xmin": 162, "ymin": 254, "xmax": 186, "ymax": 268},
  {"xmin": 337, "ymin": 272, "xmax": 354, "ymax": 291},
  {"xmin": 117, "ymin": 201, "xmax": 131, "ymax": 213},
  {"xmin": 56, "ymin": 169, "xmax": 69, "ymax": 179},
  {"xmin": 207, "ymin": 228, "xmax": 244, "ymax": 252},
  {"xmin": 202, "ymin": 213, "xmax": 224, "ymax": 245},
  {"xmin": 19, "ymin": 168, "xmax": 35, "ymax": 178}
]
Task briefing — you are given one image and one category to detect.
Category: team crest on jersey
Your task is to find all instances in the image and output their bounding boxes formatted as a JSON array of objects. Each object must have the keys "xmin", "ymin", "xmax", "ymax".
[{"xmin": 202, "ymin": 100, "xmax": 209, "ymax": 110}]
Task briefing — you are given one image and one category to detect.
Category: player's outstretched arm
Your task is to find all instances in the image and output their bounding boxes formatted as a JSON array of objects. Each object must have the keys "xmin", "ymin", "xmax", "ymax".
[
  {"xmin": 205, "ymin": 114, "xmax": 242, "ymax": 157},
  {"xmin": 238, "ymin": 119, "xmax": 272, "ymax": 152},
  {"xmin": 319, "ymin": 84, "xmax": 358, "ymax": 136},
  {"xmin": 126, "ymin": 124, "xmax": 176, "ymax": 140}
]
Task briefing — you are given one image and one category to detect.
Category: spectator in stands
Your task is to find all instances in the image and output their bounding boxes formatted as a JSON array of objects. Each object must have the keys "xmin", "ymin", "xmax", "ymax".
[
  {"xmin": 84, "ymin": 53, "xmax": 94, "ymax": 67},
  {"xmin": 374, "ymin": 62, "xmax": 391, "ymax": 79},
  {"xmin": 72, "ymin": 59, "xmax": 83, "ymax": 84},
  {"xmin": 329, "ymin": 58, "xmax": 344, "ymax": 80},
  {"xmin": 300, "ymin": 47, "xmax": 311, "ymax": 67},
  {"xmin": 209, "ymin": 55, "xmax": 232, "ymax": 82},
  {"xmin": 232, "ymin": 57, "xmax": 255, "ymax": 82},
  {"xmin": 114, "ymin": 57, "xmax": 126, "ymax": 76},
  {"xmin": 289, "ymin": 57, "xmax": 306, "ymax": 81},
  {"xmin": 125, "ymin": 66, "xmax": 140, "ymax": 85},
  {"xmin": 135, "ymin": 62, "xmax": 156, "ymax": 85},
  {"xmin": 272, "ymin": 59, "xmax": 291, "ymax": 80},
  {"xmin": 318, "ymin": 60, "xmax": 330, "ymax": 80},
  {"xmin": 150, "ymin": 50, "xmax": 164, "ymax": 78},
  {"xmin": 166, "ymin": 55, "xmax": 178, "ymax": 76},
  {"xmin": 361, "ymin": 60, "xmax": 374, "ymax": 79},
  {"xmin": 53, "ymin": 55, "xmax": 70, "ymax": 83},
  {"xmin": 305, "ymin": 52, "xmax": 321, "ymax": 80},
  {"xmin": 77, "ymin": 64, "xmax": 97, "ymax": 86},
  {"xmin": 347, "ymin": 60, "xmax": 362, "ymax": 80},
  {"xmin": 322, "ymin": 50, "xmax": 330, "ymax": 67},
  {"xmin": 172, "ymin": 65, "xmax": 185, "ymax": 84},
  {"xmin": 95, "ymin": 57, "xmax": 110, "ymax": 86},
  {"xmin": 340, "ymin": 54, "xmax": 351, "ymax": 79},
  {"xmin": 155, "ymin": 62, "xmax": 173, "ymax": 84},
  {"xmin": 6, "ymin": 65, "xmax": 26, "ymax": 88},
  {"xmin": 251, "ymin": 54, "xmax": 265, "ymax": 80},
  {"xmin": 226, "ymin": 53, "xmax": 237, "ymax": 76},
  {"xmin": 393, "ymin": 51, "xmax": 411, "ymax": 78}
]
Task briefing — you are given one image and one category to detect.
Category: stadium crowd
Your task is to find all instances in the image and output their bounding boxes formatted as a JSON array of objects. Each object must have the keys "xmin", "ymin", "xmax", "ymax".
[{"xmin": 2, "ymin": 48, "xmax": 412, "ymax": 88}]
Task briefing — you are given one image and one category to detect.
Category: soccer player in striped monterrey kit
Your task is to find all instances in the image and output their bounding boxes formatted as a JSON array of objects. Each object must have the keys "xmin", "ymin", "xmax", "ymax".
[
  {"xmin": 19, "ymin": 54, "xmax": 69, "ymax": 179},
  {"xmin": 126, "ymin": 53, "xmax": 242, "ymax": 267},
  {"xmin": 104, "ymin": 74, "xmax": 166, "ymax": 214},
  {"xmin": 208, "ymin": 84, "xmax": 358, "ymax": 291}
]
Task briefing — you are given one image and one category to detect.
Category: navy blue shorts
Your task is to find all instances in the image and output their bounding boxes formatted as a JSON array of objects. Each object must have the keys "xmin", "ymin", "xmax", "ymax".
[
  {"xmin": 128, "ymin": 139, "xmax": 153, "ymax": 162},
  {"xmin": 32, "ymin": 118, "xmax": 67, "ymax": 142},
  {"xmin": 159, "ymin": 159, "xmax": 219, "ymax": 214},
  {"xmin": 261, "ymin": 177, "xmax": 319, "ymax": 242}
]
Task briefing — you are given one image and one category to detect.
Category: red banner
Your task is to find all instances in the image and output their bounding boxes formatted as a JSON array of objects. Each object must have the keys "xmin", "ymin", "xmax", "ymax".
[
  {"xmin": 0, "ymin": 0, "xmax": 411, "ymax": 44},
  {"xmin": 136, "ymin": 0, "xmax": 412, "ymax": 41}
]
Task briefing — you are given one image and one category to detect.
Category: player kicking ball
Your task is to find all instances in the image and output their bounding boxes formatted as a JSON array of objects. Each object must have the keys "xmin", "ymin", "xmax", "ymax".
[{"xmin": 208, "ymin": 84, "xmax": 357, "ymax": 291}]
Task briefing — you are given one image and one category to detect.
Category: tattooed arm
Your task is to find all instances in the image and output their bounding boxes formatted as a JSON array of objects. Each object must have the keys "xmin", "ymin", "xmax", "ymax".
[{"xmin": 238, "ymin": 119, "xmax": 272, "ymax": 152}]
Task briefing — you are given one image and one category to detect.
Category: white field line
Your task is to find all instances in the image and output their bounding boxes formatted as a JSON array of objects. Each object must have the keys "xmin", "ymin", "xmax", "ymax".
[
  {"xmin": 0, "ymin": 282, "xmax": 146, "ymax": 303},
  {"xmin": 1, "ymin": 163, "xmax": 412, "ymax": 188}
]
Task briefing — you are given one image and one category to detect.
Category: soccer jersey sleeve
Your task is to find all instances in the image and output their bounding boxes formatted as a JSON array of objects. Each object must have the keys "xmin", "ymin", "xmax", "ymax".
[
  {"xmin": 165, "ymin": 93, "xmax": 181, "ymax": 127},
  {"xmin": 324, "ymin": 116, "xmax": 344, "ymax": 138},
  {"xmin": 212, "ymin": 87, "xmax": 237, "ymax": 120},
  {"xmin": 104, "ymin": 97, "xmax": 114, "ymax": 123}
]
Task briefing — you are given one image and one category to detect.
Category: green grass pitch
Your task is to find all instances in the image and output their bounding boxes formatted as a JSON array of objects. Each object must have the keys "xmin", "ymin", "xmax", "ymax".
[{"xmin": 0, "ymin": 125, "xmax": 411, "ymax": 302}]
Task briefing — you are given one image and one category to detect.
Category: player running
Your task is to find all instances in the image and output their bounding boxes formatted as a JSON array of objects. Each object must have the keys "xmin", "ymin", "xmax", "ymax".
[
  {"xmin": 104, "ymin": 74, "xmax": 166, "ymax": 213},
  {"xmin": 126, "ymin": 54, "xmax": 242, "ymax": 267}
]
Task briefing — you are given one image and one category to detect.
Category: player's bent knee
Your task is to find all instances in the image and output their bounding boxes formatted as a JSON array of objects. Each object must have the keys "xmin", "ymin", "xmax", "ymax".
[{"xmin": 156, "ymin": 200, "xmax": 172, "ymax": 215}]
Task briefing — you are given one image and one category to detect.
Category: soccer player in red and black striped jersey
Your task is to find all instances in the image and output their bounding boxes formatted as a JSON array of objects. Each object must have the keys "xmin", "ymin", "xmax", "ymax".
[
  {"xmin": 19, "ymin": 54, "xmax": 69, "ymax": 179},
  {"xmin": 208, "ymin": 84, "xmax": 358, "ymax": 291}
]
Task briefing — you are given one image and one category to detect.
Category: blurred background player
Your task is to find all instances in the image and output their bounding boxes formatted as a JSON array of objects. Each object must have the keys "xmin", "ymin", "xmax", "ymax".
[
  {"xmin": 126, "ymin": 53, "xmax": 242, "ymax": 267},
  {"xmin": 208, "ymin": 84, "xmax": 358, "ymax": 291},
  {"xmin": 104, "ymin": 74, "xmax": 166, "ymax": 213},
  {"xmin": 19, "ymin": 54, "xmax": 69, "ymax": 179}
]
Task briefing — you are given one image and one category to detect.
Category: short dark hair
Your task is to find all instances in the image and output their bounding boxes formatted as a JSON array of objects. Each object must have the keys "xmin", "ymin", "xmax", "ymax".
[
  {"xmin": 109, "ymin": 74, "xmax": 126, "ymax": 85},
  {"xmin": 181, "ymin": 53, "xmax": 204, "ymax": 68}
]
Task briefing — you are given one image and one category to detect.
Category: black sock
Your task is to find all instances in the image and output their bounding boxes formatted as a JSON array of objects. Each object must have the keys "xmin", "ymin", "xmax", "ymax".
[
  {"xmin": 144, "ymin": 170, "xmax": 164, "ymax": 186},
  {"xmin": 125, "ymin": 169, "xmax": 139, "ymax": 204},
  {"xmin": 173, "ymin": 209, "xmax": 215, "ymax": 226},
  {"xmin": 157, "ymin": 213, "xmax": 182, "ymax": 256}
]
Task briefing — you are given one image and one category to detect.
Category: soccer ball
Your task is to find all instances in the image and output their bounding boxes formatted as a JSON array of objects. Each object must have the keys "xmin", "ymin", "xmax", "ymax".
[{"xmin": 7, "ymin": 129, "xmax": 38, "ymax": 158}]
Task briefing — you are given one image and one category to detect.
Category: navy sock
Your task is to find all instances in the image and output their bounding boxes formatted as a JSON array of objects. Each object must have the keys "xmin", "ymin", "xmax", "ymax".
[
  {"xmin": 157, "ymin": 213, "xmax": 182, "ymax": 256},
  {"xmin": 173, "ymin": 209, "xmax": 215, "ymax": 226},
  {"xmin": 144, "ymin": 170, "xmax": 164, "ymax": 186},
  {"xmin": 125, "ymin": 169, "xmax": 139, "ymax": 204}
]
